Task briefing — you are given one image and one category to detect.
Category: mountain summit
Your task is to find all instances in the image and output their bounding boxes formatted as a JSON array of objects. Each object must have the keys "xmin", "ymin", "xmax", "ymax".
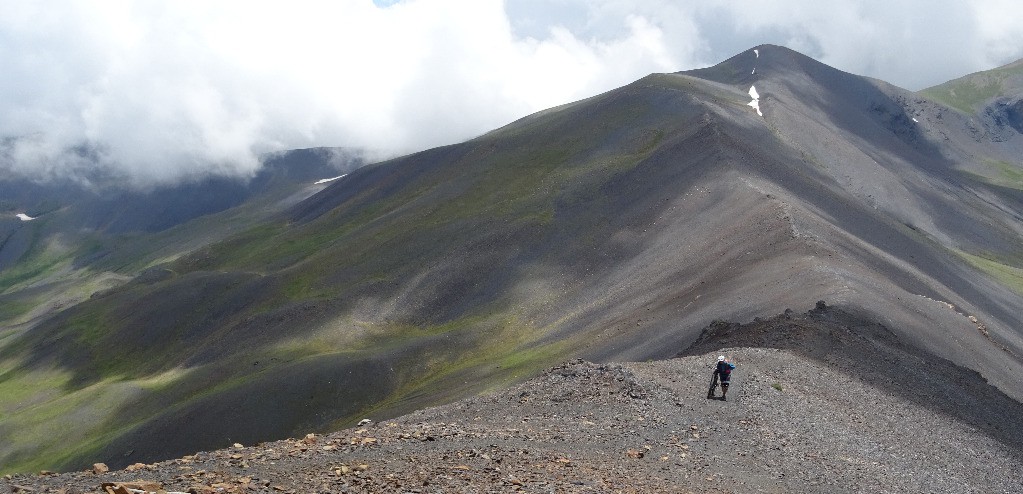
[{"xmin": 1, "ymin": 45, "xmax": 1022, "ymax": 474}]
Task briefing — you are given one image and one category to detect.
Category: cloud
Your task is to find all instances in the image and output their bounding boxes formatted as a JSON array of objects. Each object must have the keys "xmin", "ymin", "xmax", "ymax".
[
  {"xmin": 1, "ymin": 0, "xmax": 1021, "ymax": 187},
  {"xmin": 687, "ymin": 0, "xmax": 1004, "ymax": 89}
]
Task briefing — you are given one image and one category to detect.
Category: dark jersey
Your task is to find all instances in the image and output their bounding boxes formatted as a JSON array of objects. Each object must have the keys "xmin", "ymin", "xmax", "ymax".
[{"xmin": 716, "ymin": 361, "xmax": 735, "ymax": 382}]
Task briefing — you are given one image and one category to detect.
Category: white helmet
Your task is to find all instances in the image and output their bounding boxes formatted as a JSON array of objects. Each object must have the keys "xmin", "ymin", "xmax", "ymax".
[{"xmin": 717, "ymin": 355, "xmax": 725, "ymax": 362}]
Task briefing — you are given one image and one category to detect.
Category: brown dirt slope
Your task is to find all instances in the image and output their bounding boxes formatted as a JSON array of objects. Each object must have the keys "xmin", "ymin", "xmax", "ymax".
[{"xmin": 7, "ymin": 304, "xmax": 1022, "ymax": 493}]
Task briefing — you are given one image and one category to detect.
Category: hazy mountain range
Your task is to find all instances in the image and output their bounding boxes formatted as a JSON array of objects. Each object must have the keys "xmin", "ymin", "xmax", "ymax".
[{"xmin": 1, "ymin": 44, "xmax": 1021, "ymax": 475}]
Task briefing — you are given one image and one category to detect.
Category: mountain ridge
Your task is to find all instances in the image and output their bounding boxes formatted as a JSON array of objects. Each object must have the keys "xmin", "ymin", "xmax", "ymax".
[{"xmin": 1, "ymin": 45, "xmax": 1022, "ymax": 474}]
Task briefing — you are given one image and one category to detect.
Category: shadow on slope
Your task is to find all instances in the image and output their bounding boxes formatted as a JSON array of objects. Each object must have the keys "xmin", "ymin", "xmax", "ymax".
[
  {"xmin": 78, "ymin": 353, "xmax": 402, "ymax": 471},
  {"xmin": 6, "ymin": 47, "xmax": 1023, "ymax": 475},
  {"xmin": 678, "ymin": 301, "xmax": 1023, "ymax": 460}
]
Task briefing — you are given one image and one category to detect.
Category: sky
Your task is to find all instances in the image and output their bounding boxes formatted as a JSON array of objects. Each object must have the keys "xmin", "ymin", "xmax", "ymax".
[{"xmin": 2, "ymin": 0, "xmax": 1022, "ymax": 187}]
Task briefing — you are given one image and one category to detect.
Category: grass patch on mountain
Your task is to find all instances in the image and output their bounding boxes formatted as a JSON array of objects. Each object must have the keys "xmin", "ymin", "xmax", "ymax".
[
  {"xmin": 183, "ymin": 185, "xmax": 425, "ymax": 274},
  {"xmin": 988, "ymin": 160, "xmax": 1023, "ymax": 189},
  {"xmin": 9, "ymin": 271, "xmax": 268, "ymax": 385},
  {"xmin": 0, "ymin": 298, "xmax": 35, "ymax": 324},
  {"xmin": 921, "ymin": 62, "xmax": 1023, "ymax": 114},
  {"xmin": 345, "ymin": 314, "xmax": 578, "ymax": 425},
  {"xmin": 0, "ymin": 241, "xmax": 69, "ymax": 293},
  {"xmin": 0, "ymin": 367, "xmax": 71, "ymax": 416},
  {"xmin": 923, "ymin": 80, "xmax": 1004, "ymax": 114},
  {"xmin": 0, "ymin": 369, "xmax": 142, "ymax": 475},
  {"xmin": 957, "ymin": 251, "xmax": 1023, "ymax": 296},
  {"xmin": 960, "ymin": 160, "xmax": 1023, "ymax": 190}
]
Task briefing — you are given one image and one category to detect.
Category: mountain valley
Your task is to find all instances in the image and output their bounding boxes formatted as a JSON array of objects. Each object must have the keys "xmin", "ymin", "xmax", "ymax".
[{"xmin": 1, "ymin": 45, "xmax": 1021, "ymax": 482}]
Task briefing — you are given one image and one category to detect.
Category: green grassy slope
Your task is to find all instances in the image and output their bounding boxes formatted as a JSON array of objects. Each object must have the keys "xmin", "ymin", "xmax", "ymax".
[{"xmin": 920, "ymin": 59, "xmax": 1023, "ymax": 114}]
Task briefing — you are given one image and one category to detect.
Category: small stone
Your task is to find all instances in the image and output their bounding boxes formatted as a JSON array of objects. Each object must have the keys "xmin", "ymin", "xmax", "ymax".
[
  {"xmin": 233, "ymin": 443, "xmax": 244, "ymax": 448},
  {"xmin": 124, "ymin": 463, "xmax": 148, "ymax": 472},
  {"xmin": 92, "ymin": 463, "xmax": 109, "ymax": 474},
  {"xmin": 358, "ymin": 418, "xmax": 372, "ymax": 426},
  {"xmin": 101, "ymin": 482, "xmax": 164, "ymax": 493},
  {"xmin": 626, "ymin": 448, "xmax": 645, "ymax": 459}
]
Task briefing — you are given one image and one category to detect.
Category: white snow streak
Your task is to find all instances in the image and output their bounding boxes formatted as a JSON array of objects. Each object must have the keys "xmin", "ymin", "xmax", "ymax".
[
  {"xmin": 912, "ymin": 117, "xmax": 919, "ymax": 123},
  {"xmin": 16, "ymin": 213, "xmax": 35, "ymax": 221},
  {"xmin": 754, "ymin": 49, "xmax": 759, "ymax": 58},
  {"xmin": 314, "ymin": 174, "xmax": 347, "ymax": 185},
  {"xmin": 748, "ymin": 85, "xmax": 763, "ymax": 117}
]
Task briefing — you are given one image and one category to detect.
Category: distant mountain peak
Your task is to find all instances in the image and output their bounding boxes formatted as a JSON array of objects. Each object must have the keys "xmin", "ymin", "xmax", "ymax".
[{"xmin": 680, "ymin": 44, "xmax": 860, "ymax": 91}]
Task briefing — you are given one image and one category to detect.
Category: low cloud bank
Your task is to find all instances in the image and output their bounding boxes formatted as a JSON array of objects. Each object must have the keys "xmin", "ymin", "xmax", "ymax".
[{"xmin": 1, "ymin": 0, "xmax": 1020, "ymax": 187}]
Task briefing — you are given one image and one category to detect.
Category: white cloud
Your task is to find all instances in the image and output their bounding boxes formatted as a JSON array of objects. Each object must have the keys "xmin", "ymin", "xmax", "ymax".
[
  {"xmin": 970, "ymin": 0, "xmax": 1023, "ymax": 67},
  {"xmin": 694, "ymin": 0, "xmax": 989, "ymax": 88},
  {"xmin": 0, "ymin": 0, "xmax": 690, "ymax": 186},
  {"xmin": 1, "ymin": 0, "xmax": 1021, "ymax": 187}
]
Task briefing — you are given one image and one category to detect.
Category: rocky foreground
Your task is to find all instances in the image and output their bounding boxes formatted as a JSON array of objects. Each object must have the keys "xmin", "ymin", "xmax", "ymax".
[{"xmin": 5, "ymin": 305, "xmax": 1023, "ymax": 493}]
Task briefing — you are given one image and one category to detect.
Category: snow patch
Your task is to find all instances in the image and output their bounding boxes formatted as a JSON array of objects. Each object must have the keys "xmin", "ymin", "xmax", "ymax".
[
  {"xmin": 754, "ymin": 49, "xmax": 759, "ymax": 58},
  {"xmin": 912, "ymin": 117, "xmax": 919, "ymax": 123},
  {"xmin": 16, "ymin": 213, "xmax": 35, "ymax": 221},
  {"xmin": 747, "ymin": 85, "xmax": 763, "ymax": 117},
  {"xmin": 752, "ymin": 68, "xmax": 756, "ymax": 75},
  {"xmin": 314, "ymin": 174, "xmax": 347, "ymax": 185}
]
